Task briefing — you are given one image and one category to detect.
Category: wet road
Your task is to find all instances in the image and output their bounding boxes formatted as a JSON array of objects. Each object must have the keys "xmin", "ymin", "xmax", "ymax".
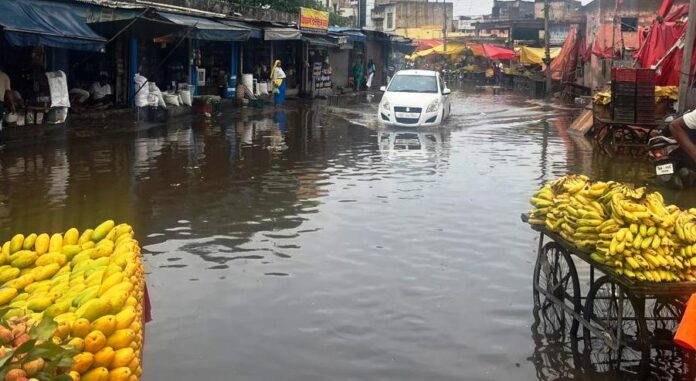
[{"xmin": 0, "ymin": 91, "xmax": 694, "ymax": 380}]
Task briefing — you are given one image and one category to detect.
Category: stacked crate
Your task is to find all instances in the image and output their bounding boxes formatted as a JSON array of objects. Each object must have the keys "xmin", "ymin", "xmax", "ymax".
[
  {"xmin": 611, "ymin": 68, "xmax": 637, "ymax": 124},
  {"xmin": 635, "ymin": 69, "xmax": 656, "ymax": 124}
]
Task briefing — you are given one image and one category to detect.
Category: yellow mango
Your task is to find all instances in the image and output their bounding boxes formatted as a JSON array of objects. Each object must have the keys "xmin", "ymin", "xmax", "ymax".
[
  {"xmin": 98, "ymin": 273, "xmax": 124, "ymax": 296},
  {"xmin": 1, "ymin": 241, "xmax": 10, "ymax": 258},
  {"xmin": 108, "ymin": 367, "xmax": 131, "ymax": 381},
  {"xmin": 73, "ymin": 286, "xmax": 100, "ymax": 308},
  {"xmin": 91, "ymin": 315, "xmax": 117, "ymax": 337},
  {"xmin": 25, "ymin": 280, "xmax": 51, "ymax": 294},
  {"xmin": 9, "ymin": 234, "xmax": 24, "ymax": 254},
  {"xmin": 93, "ymin": 241, "xmax": 114, "ymax": 259},
  {"xmin": 10, "ymin": 251, "xmax": 37, "ymax": 269},
  {"xmin": 106, "ymin": 329, "xmax": 135, "ymax": 349},
  {"xmin": 64, "ymin": 228, "xmax": 80, "ymax": 245},
  {"xmin": 81, "ymin": 241, "xmax": 96, "ymax": 250},
  {"xmin": 78, "ymin": 229, "xmax": 94, "ymax": 245},
  {"xmin": 27, "ymin": 296, "xmax": 53, "ymax": 312},
  {"xmin": 35, "ymin": 233, "xmax": 50, "ymax": 255},
  {"xmin": 92, "ymin": 220, "xmax": 115, "ymax": 243},
  {"xmin": 82, "ymin": 367, "xmax": 109, "ymax": 381},
  {"xmin": 78, "ymin": 298, "xmax": 112, "ymax": 321},
  {"xmin": 6, "ymin": 274, "xmax": 34, "ymax": 291},
  {"xmin": 33, "ymin": 263, "xmax": 61, "ymax": 281},
  {"xmin": 84, "ymin": 330, "xmax": 107, "ymax": 353},
  {"xmin": 115, "ymin": 307, "xmax": 136, "ymax": 330},
  {"xmin": 54, "ymin": 312, "xmax": 77, "ymax": 324},
  {"xmin": 86, "ymin": 270, "xmax": 106, "ymax": 287},
  {"xmin": 0, "ymin": 267, "xmax": 21, "ymax": 284},
  {"xmin": 0, "ymin": 287, "xmax": 17, "ymax": 305},
  {"xmin": 93, "ymin": 346, "xmax": 115, "ymax": 368},
  {"xmin": 62, "ymin": 245, "xmax": 82, "ymax": 260},
  {"xmin": 105, "ymin": 292, "xmax": 129, "ymax": 314},
  {"xmin": 72, "ymin": 352, "xmax": 94, "ymax": 373},
  {"xmin": 110, "ymin": 348, "xmax": 134, "ymax": 368},
  {"xmin": 35, "ymin": 253, "xmax": 67, "ymax": 267},
  {"xmin": 68, "ymin": 371, "xmax": 80, "ymax": 381},
  {"xmin": 72, "ymin": 318, "xmax": 91, "ymax": 338},
  {"xmin": 48, "ymin": 234, "xmax": 62, "ymax": 253},
  {"xmin": 22, "ymin": 233, "xmax": 37, "ymax": 251},
  {"xmin": 44, "ymin": 300, "xmax": 71, "ymax": 318},
  {"xmin": 67, "ymin": 337, "xmax": 85, "ymax": 351}
]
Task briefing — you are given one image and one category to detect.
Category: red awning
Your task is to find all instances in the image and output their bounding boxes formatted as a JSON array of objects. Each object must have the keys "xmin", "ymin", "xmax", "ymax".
[
  {"xmin": 482, "ymin": 44, "xmax": 516, "ymax": 60},
  {"xmin": 547, "ymin": 25, "xmax": 580, "ymax": 81},
  {"xmin": 416, "ymin": 39, "xmax": 442, "ymax": 51}
]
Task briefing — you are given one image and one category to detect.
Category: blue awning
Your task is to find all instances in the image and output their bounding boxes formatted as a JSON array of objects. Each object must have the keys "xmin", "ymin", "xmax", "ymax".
[
  {"xmin": 158, "ymin": 12, "xmax": 252, "ymax": 41},
  {"xmin": 220, "ymin": 20, "xmax": 262, "ymax": 39},
  {"xmin": 0, "ymin": 0, "xmax": 106, "ymax": 51},
  {"xmin": 328, "ymin": 27, "xmax": 366, "ymax": 43}
]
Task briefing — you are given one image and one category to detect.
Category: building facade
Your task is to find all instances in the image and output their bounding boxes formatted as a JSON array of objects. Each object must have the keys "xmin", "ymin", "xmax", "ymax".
[{"xmin": 370, "ymin": 0, "xmax": 453, "ymax": 38}]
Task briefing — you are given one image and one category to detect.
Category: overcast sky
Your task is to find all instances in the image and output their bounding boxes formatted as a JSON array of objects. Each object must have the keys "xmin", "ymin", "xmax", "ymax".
[{"xmin": 453, "ymin": 0, "xmax": 594, "ymax": 17}]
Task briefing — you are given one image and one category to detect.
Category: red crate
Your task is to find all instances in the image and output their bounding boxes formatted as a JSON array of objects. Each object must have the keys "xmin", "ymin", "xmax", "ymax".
[
  {"xmin": 636, "ymin": 68, "xmax": 656, "ymax": 83},
  {"xmin": 612, "ymin": 67, "xmax": 637, "ymax": 82}
]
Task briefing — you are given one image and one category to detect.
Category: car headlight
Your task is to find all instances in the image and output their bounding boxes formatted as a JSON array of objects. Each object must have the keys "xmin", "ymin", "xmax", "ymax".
[
  {"xmin": 381, "ymin": 98, "xmax": 391, "ymax": 112},
  {"xmin": 426, "ymin": 98, "xmax": 440, "ymax": 113}
]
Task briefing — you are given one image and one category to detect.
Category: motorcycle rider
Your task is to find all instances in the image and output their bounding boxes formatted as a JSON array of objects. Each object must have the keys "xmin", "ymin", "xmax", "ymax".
[{"xmin": 669, "ymin": 109, "xmax": 696, "ymax": 164}]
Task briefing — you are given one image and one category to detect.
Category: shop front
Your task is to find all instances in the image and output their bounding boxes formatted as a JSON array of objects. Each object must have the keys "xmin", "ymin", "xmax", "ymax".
[{"xmin": 0, "ymin": 0, "xmax": 106, "ymax": 137}]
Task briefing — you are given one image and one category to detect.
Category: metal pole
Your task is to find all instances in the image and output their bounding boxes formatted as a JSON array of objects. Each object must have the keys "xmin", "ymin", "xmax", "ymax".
[
  {"xmin": 443, "ymin": 0, "xmax": 447, "ymax": 52},
  {"xmin": 544, "ymin": 0, "xmax": 552, "ymax": 95},
  {"xmin": 678, "ymin": 0, "xmax": 696, "ymax": 112}
]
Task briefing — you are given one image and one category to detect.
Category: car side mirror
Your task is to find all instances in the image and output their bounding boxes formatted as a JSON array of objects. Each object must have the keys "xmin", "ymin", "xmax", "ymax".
[
  {"xmin": 380, "ymin": 86, "xmax": 386, "ymax": 92},
  {"xmin": 443, "ymin": 88, "xmax": 451, "ymax": 95}
]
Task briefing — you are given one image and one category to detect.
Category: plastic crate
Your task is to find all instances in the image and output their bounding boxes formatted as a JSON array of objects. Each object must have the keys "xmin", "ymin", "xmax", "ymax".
[
  {"xmin": 612, "ymin": 67, "xmax": 637, "ymax": 82},
  {"xmin": 636, "ymin": 68, "xmax": 656, "ymax": 83},
  {"xmin": 612, "ymin": 82, "xmax": 636, "ymax": 96}
]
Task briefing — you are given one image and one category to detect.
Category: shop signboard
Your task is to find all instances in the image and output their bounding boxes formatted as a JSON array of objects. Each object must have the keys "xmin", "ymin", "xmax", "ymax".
[{"xmin": 299, "ymin": 7, "xmax": 329, "ymax": 32}]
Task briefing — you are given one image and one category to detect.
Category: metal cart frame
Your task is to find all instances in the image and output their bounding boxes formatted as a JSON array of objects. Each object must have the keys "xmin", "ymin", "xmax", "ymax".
[{"xmin": 524, "ymin": 214, "xmax": 696, "ymax": 365}]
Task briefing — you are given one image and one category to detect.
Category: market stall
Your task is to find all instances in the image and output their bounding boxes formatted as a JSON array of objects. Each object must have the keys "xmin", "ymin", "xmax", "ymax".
[{"xmin": 524, "ymin": 175, "xmax": 696, "ymax": 373}]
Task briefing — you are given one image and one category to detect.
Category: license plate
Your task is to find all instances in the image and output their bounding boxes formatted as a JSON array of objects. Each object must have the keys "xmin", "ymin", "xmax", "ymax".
[
  {"xmin": 395, "ymin": 139, "xmax": 420, "ymax": 146},
  {"xmin": 656, "ymin": 163, "xmax": 674, "ymax": 175},
  {"xmin": 395, "ymin": 112, "xmax": 420, "ymax": 119}
]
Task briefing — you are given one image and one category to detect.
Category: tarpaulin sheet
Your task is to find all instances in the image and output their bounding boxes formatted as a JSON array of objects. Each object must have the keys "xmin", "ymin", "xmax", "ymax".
[
  {"xmin": 158, "ymin": 12, "xmax": 252, "ymax": 41},
  {"xmin": 0, "ymin": 0, "xmax": 105, "ymax": 51},
  {"xmin": 264, "ymin": 27, "xmax": 301, "ymax": 41},
  {"xmin": 634, "ymin": 2, "xmax": 693, "ymax": 86},
  {"xmin": 406, "ymin": 43, "xmax": 468, "ymax": 59},
  {"xmin": 303, "ymin": 36, "xmax": 337, "ymax": 48},
  {"xmin": 547, "ymin": 26, "xmax": 580, "ymax": 81},
  {"xmin": 417, "ymin": 39, "xmax": 442, "ymax": 51},
  {"xmin": 517, "ymin": 46, "xmax": 561, "ymax": 65},
  {"xmin": 482, "ymin": 44, "xmax": 516, "ymax": 60}
]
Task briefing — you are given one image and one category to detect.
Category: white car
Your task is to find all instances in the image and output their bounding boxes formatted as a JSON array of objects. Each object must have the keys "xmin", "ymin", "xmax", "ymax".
[{"xmin": 378, "ymin": 70, "xmax": 452, "ymax": 127}]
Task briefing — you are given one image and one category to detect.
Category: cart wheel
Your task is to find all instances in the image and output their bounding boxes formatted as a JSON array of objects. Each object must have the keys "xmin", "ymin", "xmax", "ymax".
[
  {"xmin": 649, "ymin": 297, "xmax": 687, "ymax": 349},
  {"xmin": 583, "ymin": 276, "xmax": 649, "ymax": 375},
  {"xmin": 533, "ymin": 242, "xmax": 581, "ymax": 336}
]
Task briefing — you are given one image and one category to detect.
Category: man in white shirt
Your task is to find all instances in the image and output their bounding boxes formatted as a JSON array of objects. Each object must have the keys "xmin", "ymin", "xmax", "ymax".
[
  {"xmin": 0, "ymin": 64, "xmax": 16, "ymax": 115},
  {"xmin": 669, "ymin": 109, "xmax": 696, "ymax": 162},
  {"xmin": 89, "ymin": 75, "xmax": 113, "ymax": 104}
]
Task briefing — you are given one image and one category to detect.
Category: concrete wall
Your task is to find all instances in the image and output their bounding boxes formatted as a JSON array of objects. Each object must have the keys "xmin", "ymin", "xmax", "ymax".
[
  {"xmin": 329, "ymin": 48, "xmax": 351, "ymax": 88},
  {"xmin": 534, "ymin": 0, "xmax": 582, "ymax": 21},
  {"xmin": 581, "ymin": 0, "xmax": 678, "ymax": 89},
  {"xmin": 371, "ymin": 1, "xmax": 453, "ymax": 33},
  {"xmin": 493, "ymin": 0, "xmax": 534, "ymax": 19}
]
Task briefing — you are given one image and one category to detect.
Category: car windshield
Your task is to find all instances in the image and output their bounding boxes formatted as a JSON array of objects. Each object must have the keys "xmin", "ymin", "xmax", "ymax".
[{"xmin": 387, "ymin": 75, "xmax": 438, "ymax": 93}]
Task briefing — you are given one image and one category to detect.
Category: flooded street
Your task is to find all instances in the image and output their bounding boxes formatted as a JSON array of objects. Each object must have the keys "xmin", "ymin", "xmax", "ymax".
[{"xmin": 0, "ymin": 91, "xmax": 694, "ymax": 380}]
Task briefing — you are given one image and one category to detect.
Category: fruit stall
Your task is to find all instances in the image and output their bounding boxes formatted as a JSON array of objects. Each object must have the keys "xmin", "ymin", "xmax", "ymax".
[
  {"xmin": 0, "ymin": 220, "xmax": 147, "ymax": 381},
  {"xmin": 524, "ymin": 175, "xmax": 696, "ymax": 374},
  {"xmin": 590, "ymin": 68, "xmax": 677, "ymax": 157}
]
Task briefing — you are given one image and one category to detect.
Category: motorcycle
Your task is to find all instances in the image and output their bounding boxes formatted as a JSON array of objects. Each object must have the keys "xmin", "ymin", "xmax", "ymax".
[{"xmin": 647, "ymin": 115, "xmax": 696, "ymax": 189}]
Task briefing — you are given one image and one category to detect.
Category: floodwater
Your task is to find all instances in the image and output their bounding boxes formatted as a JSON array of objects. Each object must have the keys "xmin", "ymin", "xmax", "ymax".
[{"xmin": 0, "ymin": 91, "xmax": 694, "ymax": 380}]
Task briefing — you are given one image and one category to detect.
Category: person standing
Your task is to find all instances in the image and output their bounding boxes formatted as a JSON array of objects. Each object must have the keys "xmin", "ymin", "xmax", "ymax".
[
  {"xmin": 270, "ymin": 60, "xmax": 287, "ymax": 105},
  {"xmin": 352, "ymin": 60, "xmax": 364, "ymax": 92},
  {"xmin": 0, "ymin": 65, "xmax": 16, "ymax": 124},
  {"xmin": 366, "ymin": 59, "xmax": 377, "ymax": 89}
]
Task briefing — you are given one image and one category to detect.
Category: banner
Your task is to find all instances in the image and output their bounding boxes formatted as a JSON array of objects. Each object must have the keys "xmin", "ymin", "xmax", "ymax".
[{"xmin": 299, "ymin": 7, "xmax": 329, "ymax": 32}]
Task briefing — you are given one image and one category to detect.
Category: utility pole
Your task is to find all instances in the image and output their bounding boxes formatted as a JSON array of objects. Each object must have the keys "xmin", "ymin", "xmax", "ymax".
[
  {"xmin": 678, "ymin": 0, "xmax": 696, "ymax": 112},
  {"xmin": 544, "ymin": 0, "xmax": 552, "ymax": 95},
  {"xmin": 443, "ymin": 0, "xmax": 448, "ymax": 52}
]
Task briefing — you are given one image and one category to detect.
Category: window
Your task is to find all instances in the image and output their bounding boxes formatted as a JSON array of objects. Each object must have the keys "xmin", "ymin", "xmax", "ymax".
[
  {"xmin": 621, "ymin": 17, "xmax": 638, "ymax": 32},
  {"xmin": 387, "ymin": 12, "xmax": 393, "ymax": 29},
  {"xmin": 387, "ymin": 75, "xmax": 438, "ymax": 93}
]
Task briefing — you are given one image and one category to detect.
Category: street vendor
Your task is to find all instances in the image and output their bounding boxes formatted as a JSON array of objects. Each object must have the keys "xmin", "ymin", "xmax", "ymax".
[
  {"xmin": 270, "ymin": 60, "xmax": 286, "ymax": 105},
  {"xmin": 669, "ymin": 109, "xmax": 696, "ymax": 163},
  {"xmin": 89, "ymin": 75, "xmax": 113, "ymax": 105}
]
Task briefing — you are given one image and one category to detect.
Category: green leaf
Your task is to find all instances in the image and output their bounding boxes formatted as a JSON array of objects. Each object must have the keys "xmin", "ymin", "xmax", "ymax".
[
  {"xmin": 13, "ymin": 338, "xmax": 37, "ymax": 356},
  {"xmin": 25, "ymin": 342, "xmax": 67, "ymax": 361},
  {"xmin": 29, "ymin": 318, "xmax": 57, "ymax": 341},
  {"xmin": 0, "ymin": 348, "xmax": 14, "ymax": 368},
  {"xmin": 54, "ymin": 375, "xmax": 73, "ymax": 381}
]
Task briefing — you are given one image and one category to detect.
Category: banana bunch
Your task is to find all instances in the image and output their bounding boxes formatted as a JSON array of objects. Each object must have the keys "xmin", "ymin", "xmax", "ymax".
[
  {"xmin": 529, "ymin": 176, "xmax": 696, "ymax": 283},
  {"xmin": 0, "ymin": 221, "xmax": 145, "ymax": 381}
]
